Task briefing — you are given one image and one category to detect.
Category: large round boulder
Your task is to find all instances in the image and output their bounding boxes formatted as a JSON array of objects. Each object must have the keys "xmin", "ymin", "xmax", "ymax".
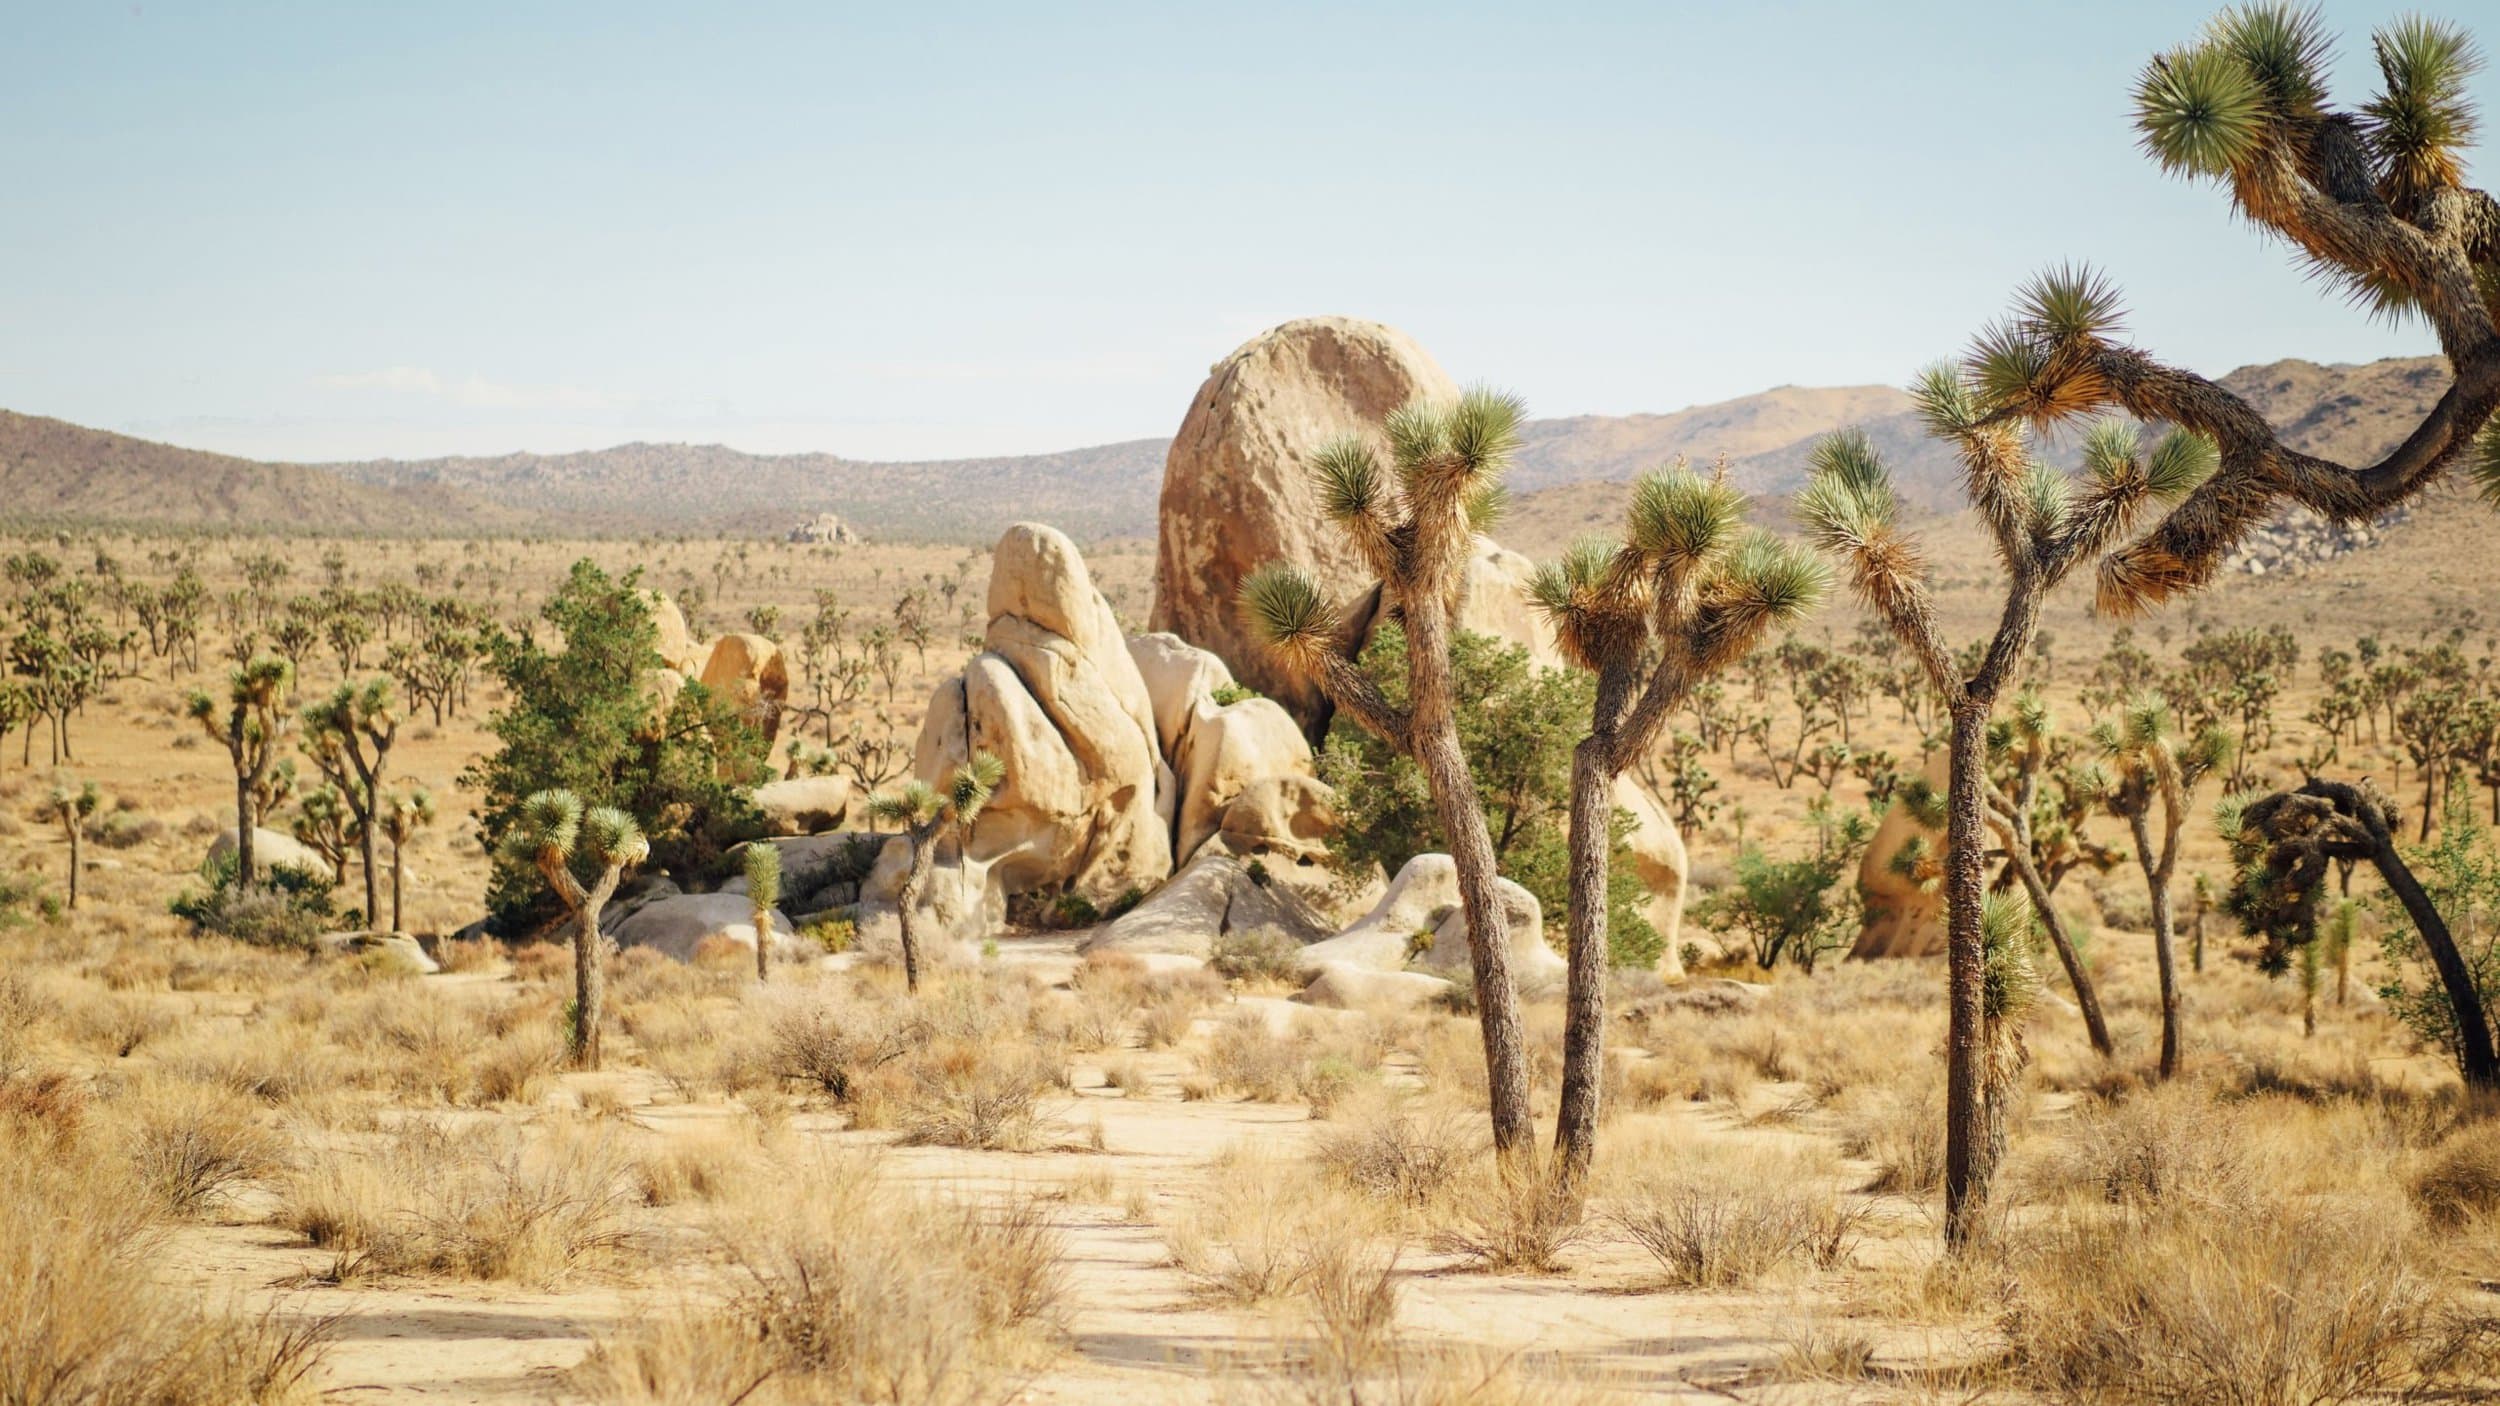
[
  {"xmin": 751, "ymin": 775, "xmax": 854, "ymax": 835},
  {"xmin": 1150, "ymin": 317, "xmax": 1459, "ymax": 732},
  {"xmin": 700, "ymin": 633, "xmax": 791, "ymax": 742},
  {"xmin": 206, "ymin": 827, "xmax": 337, "ymax": 884},
  {"xmin": 1296, "ymin": 852, "xmax": 1563, "ymax": 992},
  {"xmin": 611, "ymin": 892, "xmax": 809, "ymax": 964}
]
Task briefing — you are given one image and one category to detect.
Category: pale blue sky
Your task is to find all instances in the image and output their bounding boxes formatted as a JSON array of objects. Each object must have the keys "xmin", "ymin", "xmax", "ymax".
[{"xmin": 3, "ymin": 2, "xmax": 2489, "ymax": 462}]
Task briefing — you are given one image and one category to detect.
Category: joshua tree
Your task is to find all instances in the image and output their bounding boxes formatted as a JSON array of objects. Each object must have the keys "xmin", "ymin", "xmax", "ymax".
[
  {"xmin": 2220, "ymin": 777, "xmax": 2496, "ymax": 1092},
  {"xmin": 0, "ymin": 682, "xmax": 27, "ymax": 773},
  {"xmin": 301, "ymin": 679, "xmax": 399, "ymax": 927},
  {"xmin": 378, "ymin": 788, "xmax": 434, "ymax": 935},
  {"xmin": 1978, "ymin": 689, "xmax": 2122, "ymax": 1060},
  {"xmin": 744, "ymin": 841, "xmax": 782, "ymax": 983},
  {"xmin": 864, "ymin": 752, "xmax": 1004, "ymax": 994},
  {"xmin": 505, "ymin": 789, "xmax": 648, "ymax": 1070},
  {"xmin": 42, "ymin": 778, "xmax": 98, "ymax": 910},
  {"xmin": 187, "ymin": 654, "xmax": 294, "ymax": 887},
  {"xmin": 1803, "ymin": 398, "xmax": 2215, "ymax": 1245},
  {"xmin": 1525, "ymin": 466, "xmax": 1826, "ymax": 1196},
  {"xmin": 1238, "ymin": 388, "xmax": 1540, "ymax": 1167},
  {"xmin": 2095, "ymin": 696, "xmax": 2234, "ymax": 1079}
]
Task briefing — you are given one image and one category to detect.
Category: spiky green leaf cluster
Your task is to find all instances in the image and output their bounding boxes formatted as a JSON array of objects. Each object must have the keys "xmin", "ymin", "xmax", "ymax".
[
  {"xmin": 743, "ymin": 841, "xmax": 783, "ymax": 908},
  {"xmin": 2135, "ymin": 39, "xmax": 2269, "ymax": 176},
  {"xmin": 2144, "ymin": 429, "xmax": 2219, "ymax": 501},
  {"xmin": 1979, "ymin": 889, "xmax": 2044, "ymax": 1025},
  {"xmin": 1625, "ymin": 467, "xmax": 1742, "ymax": 575},
  {"xmin": 2210, "ymin": 3, "xmax": 2331, "ymax": 115},
  {"xmin": 2019, "ymin": 264, "xmax": 2127, "ymax": 344},
  {"xmin": 580, "ymin": 806, "xmax": 648, "ymax": 866},
  {"xmin": 1310, "ymin": 438, "xmax": 1385, "ymax": 526},
  {"xmin": 1796, "ymin": 430, "xmax": 1899, "ymax": 550},
  {"xmin": 1237, "ymin": 563, "xmax": 1340, "ymax": 662},
  {"xmin": 513, "ymin": 788, "xmax": 583, "ymax": 858},
  {"xmin": 2363, "ymin": 15, "xmax": 2482, "ymax": 198},
  {"xmin": 1713, "ymin": 531, "xmax": 1830, "ymax": 624},
  {"xmin": 2470, "ymin": 420, "xmax": 2500, "ymax": 508}
]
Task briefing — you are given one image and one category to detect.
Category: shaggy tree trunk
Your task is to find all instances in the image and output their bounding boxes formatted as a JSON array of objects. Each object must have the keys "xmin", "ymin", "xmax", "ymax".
[
  {"xmin": 1404, "ymin": 595, "xmax": 1534, "ymax": 1168},
  {"xmin": 389, "ymin": 841, "xmax": 405, "ymax": 934},
  {"xmin": 234, "ymin": 770, "xmax": 257, "ymax": 886},
  {"xmin": 2129, "ymin": 809, "xmax": 2182, "ymax": 1080},
  {"xmin": 755, "ymin": 904, "xmax": 770, "ymax": 982},
  {"xmin": 63, "ymin": 823, "xmax": 80, "ymax": 910},
  {"xmin": 573, "ymin": 916, "xmax": 606, "ymax": 1071},
  {"xmin": 1552, "ymin": 732, "xmax": 1615, "ymax": 1199},
  {"xmin": 1942, "ymin": 697, "xmax": 1994, "ymax": 1249},
  {"xmin": 898, "ymin": 827, "xmax": 937, "ymax": 995}
]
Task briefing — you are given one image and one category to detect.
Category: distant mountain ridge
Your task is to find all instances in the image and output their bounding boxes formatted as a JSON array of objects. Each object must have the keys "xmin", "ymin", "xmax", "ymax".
[{"xmin": 0, "ymin": 356, "xmax": 2449, "ymax": 543}]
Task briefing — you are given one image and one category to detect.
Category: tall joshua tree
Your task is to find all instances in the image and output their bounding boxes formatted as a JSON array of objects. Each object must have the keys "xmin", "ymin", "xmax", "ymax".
[
  {"xmin": 505, "ymin": 789, "xmax": 648, "ymax": 1070},
  {"xmin": 865, "ymin": 751, "xmax": 1004, "ymax": 995},
  {"xmin": 1525, "ymin": 466, "xmax": 1827, "ymax": 1196},
  {"xmin": 744, "ymin": 841, "xmax": 782, "ymax": 983},
  {"xmin": 187, "ymin": 654, "xmax": 294, "ymax": 887},
  {"xmin": 42, "ymin": 779, "xmax": 98, "ymax": 910},
  {"xmin": 1238, "ymin": 388, "xmax": 1540, "ymax": 1166},
  {"xmin": 2095, "ymin": 696, "xmax": 2233, "ymax": 1080},
  {"xmin": 1811, "ymin": 1, "xmax": 2500, "ymax": 1244},
  {"xmin": 302, "ymin": 679, "xmax": 399, "ymax": 927},
  {"xmin": 1803, "ymin": 397, "xmax": 2218, "ymax": 1247}
]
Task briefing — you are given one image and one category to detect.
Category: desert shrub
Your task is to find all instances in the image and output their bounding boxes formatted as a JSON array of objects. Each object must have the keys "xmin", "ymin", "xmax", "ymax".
[
  {"xmin": 1690, "ymin": 813, "xmax": 1869, "ymax": 974},
  {"xmin": 0, "ymin": 1152, "xmax": 333, "ymax": 1405},
  {"xmin": 574, "ymin": 1156, "xmax": 1063, "ymax": 1406},
  {"xmin": 282, "ymin": 1120, "xmax": 637, "ymax": 1285},
  {"xmin": 1167, "ymin": 1146, "xmax": 1392, "ymax": 1304},
  {"xmin": 1206, "ymin": 1007, "xmax": 1313, "ymax": 1101},
  {"xmin": 1612, "ymin": 1161, "xmax": 1858, "ymax": 1288},
  {"xmin": 1209, "ymin": 925, "xmax": 1304, "ymax": 983},
  {"xmin": 120, "ymin": 1082, "xmax": 283, "ymax": 1217},
  {"xmin": 1311, "ymin": 1094, "xmax": 1479, "ymax": 1210},
  {"xmin": 2023, "ymin": 1081, "xmax": 2255, "ymax": 1211},
  {"xmin": 88, "ymin": 810, "xmax": 164, "ymax": 850},
  {"xmin": 168, "ymin": 852, "xmax": 334, "ymax": 950},
  {"xmin": 434, "ymin": 934, "xmax": 504, "ymax": 973},
  {"xmin": 2411, "ymin": 1130, "xmax": 2500, "ymax": 1228},
  {"xmin": 1837, "ymin": 1068, "xmax": 1947, "ymax": 1197},
  {"xmin": 1429, "ymin": 1160, "xmax": 1585, "ymax": 1273},
  {"xmin": 760, "ymin": 986, "xmax": 919, "ymax": 1100},
  {"xmin": 2370, "ymin": 795, "xmax": 2500, "ymax": 1074},
  {"xmin": 2006, "ymin": 1197, "xmax": 2444, "ymax": 1405},
  {"xmin": 896, "ymin": 1037, "xmax": 1060, "ymax": 1151}
]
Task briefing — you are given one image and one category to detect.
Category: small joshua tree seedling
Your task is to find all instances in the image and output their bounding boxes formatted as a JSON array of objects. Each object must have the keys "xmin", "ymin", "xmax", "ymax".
[
  {"xmin": 2095, "ymin": 696, "xmax": 2233, "ymax": 1079},
  {"xmin": 865, "ymin": 752, "xmax": 1004, "ymax": 994},
  {"xmin": 187, "ymin": 654, "xmax": 293, "ymax": 887},
  {"xmin": 42, "ymin": 778, "xmax": 98, "ymax": 910},
  {"xmin": 505, "ymin": 789, "xmax": 648, "ymax": 1070},
  {"xmin": 744, "ymin": 841, "xmax": 782, "ymax": 983}
]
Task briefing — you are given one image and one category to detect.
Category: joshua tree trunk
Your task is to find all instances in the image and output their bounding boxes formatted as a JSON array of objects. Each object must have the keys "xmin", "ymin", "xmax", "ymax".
[
  {"xmin": 389, "ymin": 839, "xmax": 405, "ymax": 934},
  {"xmin": 755, "ymin": 902, "xmax": 771, "ymax": 982},
  {"xmin": 2127, "ymin": 809, "xmax": 2183, "ymax": 1080},
  {"xmin": 234, "ymin": 771, "xmax": 257, "ymax": 885},
  {"xmin": 63, "ymin": 822, "xmax": 80, "ymax": 910},
  {"xmin": 1942, "ymin": 696, "xmax": 1994, "ymax": 1248},
  {"xmin": 1553, "ymin": 730, "xmax": 1617, "ymax": 1197},
  {"xmin": 897, "ymin": 824, "xmax": 938, "ymax": 995},
  {"xmin": 569, "ymin": 864, "xmax": 625, "ymax": 1070}
]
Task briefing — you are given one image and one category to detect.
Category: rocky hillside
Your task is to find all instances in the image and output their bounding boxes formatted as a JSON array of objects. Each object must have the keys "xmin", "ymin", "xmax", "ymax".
[
  {"xmin": 0, "ymin": 410, "xmax": 523, "ymax": 536},
  {"xmin": 0, "ymin": 355, "xmax": 2454, "ymax": 543}
]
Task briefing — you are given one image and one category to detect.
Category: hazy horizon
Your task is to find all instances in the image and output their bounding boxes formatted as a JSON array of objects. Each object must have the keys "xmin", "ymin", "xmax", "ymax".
[{"xmin": 8, "ymin": 2, "xmax": 2491, "ymax": 464}]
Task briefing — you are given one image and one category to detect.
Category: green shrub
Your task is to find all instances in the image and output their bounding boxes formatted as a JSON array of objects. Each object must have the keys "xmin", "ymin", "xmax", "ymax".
[
  {"xmin": 1209, "ymin": 926, "xmax": 1304, "ymax": 983},
  {"xmin": 169, "ymin": 852, "xmax": 334, "ymax": 950}
]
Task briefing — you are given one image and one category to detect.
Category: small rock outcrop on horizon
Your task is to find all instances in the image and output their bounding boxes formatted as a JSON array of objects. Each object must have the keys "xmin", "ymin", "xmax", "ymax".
[{"xmin": 787, "ymin": 512, "xmax": 859, "ymax": 545}]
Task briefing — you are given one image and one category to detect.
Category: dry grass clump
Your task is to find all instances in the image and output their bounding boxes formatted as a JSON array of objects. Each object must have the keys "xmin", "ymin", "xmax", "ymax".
[
  {"xmin": 2021, "ymin": 1080, "xmax": 2256, "ymax": 1211},
  {"xmin": 120, "ymin": 1081, "xmax": 284, "ymax": 1217},
  {"xmin": 1310, "ymin": 1091, "xmax": 1479, "ymax": 1212},
  {"xmin": 2005, "ymin": 1195, "xmax": 2451, "ymax": 1405},
  {"xmin": 0, "ymin": 1135, "xmax": 333, "ymax": 1404},
  {"xmin": 572, "ymin": 1155, "xmax": 1064, "ymax": 1406},
  {"xmin": 894, "ymin": 1035, "xmax": 1062, "ymax": 1151},
  {"xmin": 1607, "ymin": 1136, "xmax": 1860, "ymax": 1288},
  {"xmin": 282, "ymin": 1119, "xmax": 637, "ymax": 1285},
  {"xmin": 433, "ymin": 934, "xmax": 504, "ymax": 973},
  {"xmin": 1205, "ymin": 1007, "xmax": 1375, "ymax": 1112},
  {"xmin": 2411, "ymin": 1127, "xmax": 2500, "ymax": 1227},
  {"xmin": 1427, "ymin": 1158, "xmax": 1585, "ymax": 1273},
  {"xmin": 1167, "ymin": 1145, "xmax": 1398, "ymax": 1305},
  {"xmin": 1835, "ymin": 1066, "xmax": 1947, "ymax": 1197}
]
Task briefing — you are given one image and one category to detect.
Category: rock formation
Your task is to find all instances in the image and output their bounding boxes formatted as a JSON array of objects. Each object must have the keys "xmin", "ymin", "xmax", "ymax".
[
  {"xmin": 787, "ymin": 512, "xmax": 859, "ymax": 545},
  {"xmin": 699, "ymin": 633, "xmax": 790, "ymax": 742},
  {"xmin": 612, "ymin": 891, "xmax": 810, "ymax": 963},
  {"xmin": 1150, "ymin": 316, "xmax": 1461, "ymax": 732},
  {"xmin": 1126, "ymin": 632, "xmax": 1332, "ymax": 864},
  {"xmin": 1297, "ymin": 852, "xmax": 1564, "ymax": 992},
  {"xmin": 206, "ymin": 827, "xmax": 337, "ymax": 884},
  {"xmin": 1851, "ymin": 754, "xmax": 1948, "ymax": 959},
  {"xmin": 750, "ymin": 775, "xmax": 854, "ymax": 835}
]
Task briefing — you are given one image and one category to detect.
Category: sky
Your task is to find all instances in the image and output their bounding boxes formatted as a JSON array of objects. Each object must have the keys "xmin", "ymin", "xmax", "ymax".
[{"xmin": 3, "ymin": 1, "xmax": 2492, "ymax": 464}]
